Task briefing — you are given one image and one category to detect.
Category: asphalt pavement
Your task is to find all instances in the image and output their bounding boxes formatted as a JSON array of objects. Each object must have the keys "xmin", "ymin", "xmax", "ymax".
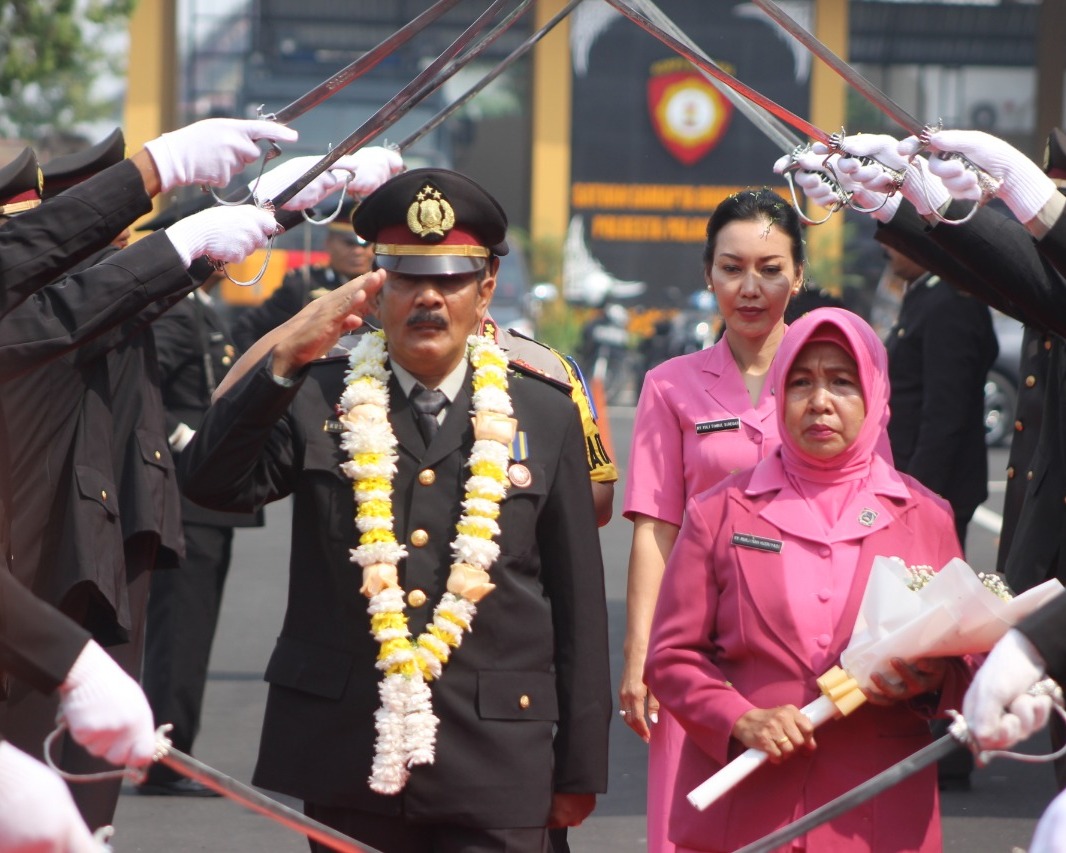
[{"xmin": 106, "ymin": 408, "xmax": 1059, "ymax": 852}]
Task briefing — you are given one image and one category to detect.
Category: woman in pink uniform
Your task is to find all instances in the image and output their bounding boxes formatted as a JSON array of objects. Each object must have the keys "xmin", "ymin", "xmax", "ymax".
[
  {"xmin": 619, "ymin": 189, "xmax": 805, "ymax": 851},
  {"xmin": 646, "ymin": 308, "xmax": 971, "ymax": 852}
]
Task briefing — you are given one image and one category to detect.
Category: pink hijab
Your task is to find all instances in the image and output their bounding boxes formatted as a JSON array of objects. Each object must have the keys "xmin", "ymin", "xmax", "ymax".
[{"xmin": 769, "ymin": 307, "xmax": 893, "ymax": 486}]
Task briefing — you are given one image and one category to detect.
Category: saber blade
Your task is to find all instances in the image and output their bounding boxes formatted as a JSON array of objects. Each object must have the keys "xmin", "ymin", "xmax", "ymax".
[
  {"xmin": 623, "ymin": 0, "xmax": 802, "ymax": 155},
  {"xmin": 603, "ymin": 0, "xmax": 830, "ymax": 145},
  {"xmin": 270, "ymin": 0, "xmax": 466, "ymax": 125},
  {"xmin": 269, "ymin": 0, "xmax": 531, "ymax": 209},
  {"xmin": 733, "ymin": 734, "xmax": 963, "ymax": 853},
  {"xmin": 159, "ymin": 747, "xmax": 383, "ymax": 853},
  {"xmin": 751, "ymin": 0, "xmax": 924, "ymax": 137},
  {"xmin": 398, "ymin": 0, "xmax": 584, "ymax": 153}
]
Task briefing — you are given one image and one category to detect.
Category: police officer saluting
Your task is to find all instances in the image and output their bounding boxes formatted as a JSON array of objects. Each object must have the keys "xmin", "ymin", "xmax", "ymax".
[{"xmin": 181, "ymin": 168, "xmax": 611, "ymax": 852}]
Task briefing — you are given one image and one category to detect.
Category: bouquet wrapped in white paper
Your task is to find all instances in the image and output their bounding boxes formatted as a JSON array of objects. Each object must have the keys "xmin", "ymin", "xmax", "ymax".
[{"xmin": 687, "ymin": 556, "xmax": 1064, "ymax": 811}]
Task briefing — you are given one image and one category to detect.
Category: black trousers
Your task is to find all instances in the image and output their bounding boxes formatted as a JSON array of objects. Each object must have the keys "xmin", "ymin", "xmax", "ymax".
[
  {"xmin": 303, "ymin": 804, "xmax": 550, "ymax": 853},
  {"xmin": 141, "ymin": 522, "xmax": 233, "ymax": 783}
]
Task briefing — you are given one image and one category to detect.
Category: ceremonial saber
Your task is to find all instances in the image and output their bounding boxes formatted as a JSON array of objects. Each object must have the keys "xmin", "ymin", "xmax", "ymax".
[
  {"xmin": 749, "ymin": 0, "xmax": 1001, "ymax": 216},
  {"xmin": 733, "ymin": 732, "xmax": 965, "ymax": 853},
  {"xmin": 157, "ymin": 742, "xmax": 384, "ymax": 853},
  {"xmin": 397, "ymin": 0, "xmax": 585, "ymax": 153},
  {"xmin": 266, "ymin": 0, "xmax": 465, "ymax": 125},
  {"xmin": 603, "ymin": 0, "xmax": 830, "ymax": 148},
  {"xmin": 618, "ymin": 0, "xmax": 802, "ymax": 155},
  {"xmin": 269, "ymin": 0, "xmax": 534, "ymax": 210}
]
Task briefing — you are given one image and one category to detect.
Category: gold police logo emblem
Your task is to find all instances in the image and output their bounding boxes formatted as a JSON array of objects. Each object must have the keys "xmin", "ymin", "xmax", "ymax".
[{"xmin": 407, "ymin": 184, "xmax": 455, "ymax": 241}]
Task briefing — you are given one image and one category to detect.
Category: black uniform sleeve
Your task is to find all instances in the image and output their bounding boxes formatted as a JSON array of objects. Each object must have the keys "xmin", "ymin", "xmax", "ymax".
[
  {"xmin": 0, "ymin": 232, "xmax": 195, "ymax": 381},
  {"xmin": 1016, "ymin": 594, "xmax": 1066, "ymax": 688},
  {"xmin": 0, "ymin": 570, "xmax": 89, "ymax": 695},
  {"xmin": 0, "ymin": 159, "xmax": 153, "ymax": 318}
]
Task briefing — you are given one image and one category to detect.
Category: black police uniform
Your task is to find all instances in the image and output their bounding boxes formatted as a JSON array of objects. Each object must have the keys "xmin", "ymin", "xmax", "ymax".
[
  {"xmin": 180, "ymin": 169, "xmax": 611, "ymax": 852},
  {"xmin": 140, "ymin": 286, "xmax": 262, "ymax": 791}
]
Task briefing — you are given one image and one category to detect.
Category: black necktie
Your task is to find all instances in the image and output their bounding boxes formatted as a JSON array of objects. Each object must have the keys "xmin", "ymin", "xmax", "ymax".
[{"xmin": 410, "ymin": 385, "xmax": 448, "ymax": 444}]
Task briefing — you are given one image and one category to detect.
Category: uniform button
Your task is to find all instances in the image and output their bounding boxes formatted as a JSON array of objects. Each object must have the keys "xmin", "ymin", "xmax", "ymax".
[
  {"xmin": 819, "ymin": 546, "xmax": 831, "ymax": 558},
  {"xmin": 1007, "ymin": 466, "xmax": 1015, "ymax": 479},
  {"xmin": 519, "ymin": 694, "xmax": 531, "ymax": 710},
  {"xmin": 101, "ymin": 489, "xmax": 107, "ymax": 500},
  {"xmin": 407, "ymin": 589, "xmax": 427, "ymax": 608},
  {"xmin": 817, "ymin": 589, "xmax": 831, "ymax": 602},
  {"xmin": 1027, "ymin": 470, "xmax": 1034, "ymax": 481},
  {"xmin": 222, "ymin": 355, "xmax": 232, "ymax": 366},
  {"xmin": 752, "ymin": 433, "xmax": 763, "ymax": 445},
  {"xmin": 154, "ymin": 450, "xmax": 162, "ymax": 460},
  {"xmin": 817, "ymin": 634, "xmax": 831, "ymax": 648},
  {"xmin": 418, "ymin": 469, "xmax": 436, "ymax": 486},
  {"xmin": 410, "ymin": 529, "xmax": 429, "ymax": 547},
  {"xmin": 1025, "ymin": 375, "xmax": 1037, "ymax": 388},
  {"xmin": 896, "ymin": 328, "xmax": 905, "ymax": 337},
  {"xmin": 1045, "ymin": 339, "xmax": 1053, "ymax": 351},
  {"xmin": 1015, "ymin": 420, "xmax": 1024, "ymax": 432}
]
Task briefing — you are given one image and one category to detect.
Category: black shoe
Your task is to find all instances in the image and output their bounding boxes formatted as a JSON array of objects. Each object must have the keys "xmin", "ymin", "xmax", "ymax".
[{"xmin": 136, "ymin": 778, "xmax": 221, "ymax": 797}]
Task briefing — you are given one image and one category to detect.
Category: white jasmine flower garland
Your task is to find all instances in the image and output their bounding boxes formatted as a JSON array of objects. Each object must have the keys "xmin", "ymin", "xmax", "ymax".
[{"xmin": 339, "ymin": 331, "xmax": 513, "ymax": 794}]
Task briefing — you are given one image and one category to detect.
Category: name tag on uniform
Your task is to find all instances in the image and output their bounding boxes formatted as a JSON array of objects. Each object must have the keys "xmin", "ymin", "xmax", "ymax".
[
  {"xmin": 731, "ymin": 532, "xmax": 783, "ymax": 553},
  {"xmin": 323, "ymin": 419, "xmax": 344, "ymax": 434},
  {"xmin": 696, "ymin": 418, "xmax": 741, "ymax": 435}
]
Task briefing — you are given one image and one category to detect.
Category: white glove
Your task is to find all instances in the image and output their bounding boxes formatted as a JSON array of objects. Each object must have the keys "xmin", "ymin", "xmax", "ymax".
[
  {"xmin": 785, "ymin": 150, "xmax": 902, "ymax": 222},
  {"xmin": 962, "ymin": 628, "xmax": 1048, "ymax": 750},
  {"xmin": 247, "ymin": 147, "xmax": 404, "ymax": 210},
  {"xmin": 920, "ymin": 128, "xmax": 1056, "ymax": 222},
  {"xmin": 824, "ymin": 133, "xmax": 949, "ymax": 216},
  {"xmin": 58, "ymin": 639, "xmax": 157, "ymax": 768},
  {"xmin": 165, "ymin": 205, "xmax": 279, "ymax": 267},
  {"xmin": 144, "ymin": 118, "xmax": 299, "ymax": 193},
  {"xmin": 0, "ymin": 741, "xmax": 99, "ymax": 852},
  {"xmin": 1031, "ymin": 789, "xmax": 1066, "ymax": 853}
]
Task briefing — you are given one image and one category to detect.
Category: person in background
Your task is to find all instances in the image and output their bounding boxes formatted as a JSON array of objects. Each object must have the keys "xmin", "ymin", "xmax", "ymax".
[
  {"xmin": 620, "ymin": 188, "xmax": 805, "ymax": 852},
  {"xmin": 133, "ymin": 197, "xmax": 265, "ymax": 797},
  {"xmin": 646, "ymin": 307, "xmax": 972, "ymax": 852}
]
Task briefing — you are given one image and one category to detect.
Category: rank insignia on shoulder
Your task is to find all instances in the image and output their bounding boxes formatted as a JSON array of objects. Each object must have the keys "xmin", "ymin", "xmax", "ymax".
[
  {"xmin": 323, "ymin": 419, "xmax": 345, "ymax": 434},
  {"xmin": 509, "ymin": 431, "xmax": 529, "ymax": 462},
  {"xmin": 696, "ymin": 418, "xmax": 741, "ymax": 434},
  {"xmin": 731, "ymin": 532, "xmax": 783, "ymax": 553}
]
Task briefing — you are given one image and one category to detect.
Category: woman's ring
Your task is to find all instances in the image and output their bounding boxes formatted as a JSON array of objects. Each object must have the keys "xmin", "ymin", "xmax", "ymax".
[
  {"xmin": 774, "ymin": 735, "xmax": 789, "ymax": 745},
  {"xmin": 619, "ymin": 709, "xmax": 629, "ymax": 717}
]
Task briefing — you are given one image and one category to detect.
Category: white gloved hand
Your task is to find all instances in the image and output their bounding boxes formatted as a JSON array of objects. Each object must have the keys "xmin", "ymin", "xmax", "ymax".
[
  {"xmin": 165, "ymin": 205, "xmax": 280, "ymax": 267},
  {"xmin": 247, "ymin": 147, "xmax": 404, "ymax": 210},
  {"xmin": 962, "ymin": 628, "xmax": 1048, "ymax": 750},
  {"xmin": 1030, "ymin": 789, "xmax": 1066, "ymax": 853},
  {"xmin": 825, "ymin": 133, "xmax": 949, "ymax": 216},
  {"xmin": 921, "ymin": 128, "xmax": 1056, "ymax": 222},
  {"xmin": 58, "ymin": 639, "xmax": 157, "ymax": 768},
  {"xmin": 144, "ymin": 118, "xmax": 299, "ymax": 193},
  {"xmin": 0, "ymin": 742, "xmax": 100, "ymax": 852},
  {"xmin": 788, "ymin": 150, "xmax": 902, "ymax": 222}
]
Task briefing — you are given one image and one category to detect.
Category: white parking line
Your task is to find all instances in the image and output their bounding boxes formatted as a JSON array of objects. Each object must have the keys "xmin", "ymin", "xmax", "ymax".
[{"xmin": 972, "ymin": 505, "xmax": 1003, "ymax": 535}]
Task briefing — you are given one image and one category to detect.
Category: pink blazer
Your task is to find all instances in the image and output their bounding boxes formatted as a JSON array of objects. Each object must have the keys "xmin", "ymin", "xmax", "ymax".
[
  {"xmin": 624, "ymin": 342, "xmax": 778, "ymax": 526},
  {"xmin": 646, "ymin": 457, "xmax": 971, "ymax": 853}
]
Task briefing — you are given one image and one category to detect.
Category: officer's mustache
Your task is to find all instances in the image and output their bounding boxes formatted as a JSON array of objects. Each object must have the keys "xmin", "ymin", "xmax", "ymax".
[{"xmin": 407, "ymin": 311, "xmax": 447, "ymax": 329}]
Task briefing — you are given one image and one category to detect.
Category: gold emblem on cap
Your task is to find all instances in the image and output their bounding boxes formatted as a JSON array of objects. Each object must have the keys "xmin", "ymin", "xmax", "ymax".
[{"xmin": 407, "ymin": 184, "xmax": 455, "ymax": 241}]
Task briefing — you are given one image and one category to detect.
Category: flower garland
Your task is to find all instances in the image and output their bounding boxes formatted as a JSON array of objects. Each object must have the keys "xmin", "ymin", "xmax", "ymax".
[{"xmin": 338, "ymin": 330, "xmax": 514, "ymax": 794}]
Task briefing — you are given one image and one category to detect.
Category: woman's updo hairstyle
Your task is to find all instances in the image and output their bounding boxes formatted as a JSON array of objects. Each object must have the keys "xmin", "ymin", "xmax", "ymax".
[{"xmin": 702, "ymin": 188, "xmax": 805, "ymax": 271}]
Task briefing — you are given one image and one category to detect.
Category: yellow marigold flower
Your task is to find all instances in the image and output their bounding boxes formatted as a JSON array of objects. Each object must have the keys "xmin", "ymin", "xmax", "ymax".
[
  {"xmin": 470, "ymin": 460, "xmax": 506, "ymax": 479},
  {"xmin": 457, "ymin": 520, "xmax": 494, "ymax": 540},
  {"xmin": 372, "ymin": 613, "xmax": 408, "ymax": 634},
  {"xmin": 361, "ymin": 528, "xmax": 397, "ymax": 546},
  {"xmin": 354, "ymin": 451, "xmax": 385, "ymax": 467},
  {"xmin": 358, "ymin": 499, "xmax": 392, "ymax": 518},
  {"xmin": 437, "ymin": 610, "xmax": 471, "ymax": 632},
  {"xmin": 419, "ymin": 634, "xmax": 452, "ymax": 662}
]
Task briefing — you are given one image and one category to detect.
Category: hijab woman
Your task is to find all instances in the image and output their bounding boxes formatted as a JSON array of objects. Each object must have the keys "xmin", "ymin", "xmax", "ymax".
[
  {"xmin": 620, "ymin": 189, "xmax": 804, "ymax": 851},
  {"xmin": 645, "ymin": 308, "xmax": 974, "ymax": 852}
]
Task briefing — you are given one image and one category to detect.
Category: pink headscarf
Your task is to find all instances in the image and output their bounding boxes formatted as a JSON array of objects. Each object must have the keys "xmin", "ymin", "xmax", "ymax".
[{"xmin": 769, "ymin": 307, "xmax": 893, "ymax": 483}]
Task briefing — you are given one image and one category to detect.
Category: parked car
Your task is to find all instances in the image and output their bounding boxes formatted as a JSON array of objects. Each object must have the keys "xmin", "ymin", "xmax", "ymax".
[{"xmin": 985, "ymin": 310, "xmax": 1024, "ymax": 447}]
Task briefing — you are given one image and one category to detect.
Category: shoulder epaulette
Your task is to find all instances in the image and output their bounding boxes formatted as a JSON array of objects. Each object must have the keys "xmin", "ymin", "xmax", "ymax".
[{"xmin": 480, "ymin": 318, "xmax": 573, "ymax": 392}]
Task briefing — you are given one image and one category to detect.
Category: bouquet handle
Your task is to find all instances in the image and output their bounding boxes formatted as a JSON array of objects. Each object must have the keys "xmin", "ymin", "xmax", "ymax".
[{"xmin": 688, "ymin": 667, "xmax": 866, "ymax": 811}]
